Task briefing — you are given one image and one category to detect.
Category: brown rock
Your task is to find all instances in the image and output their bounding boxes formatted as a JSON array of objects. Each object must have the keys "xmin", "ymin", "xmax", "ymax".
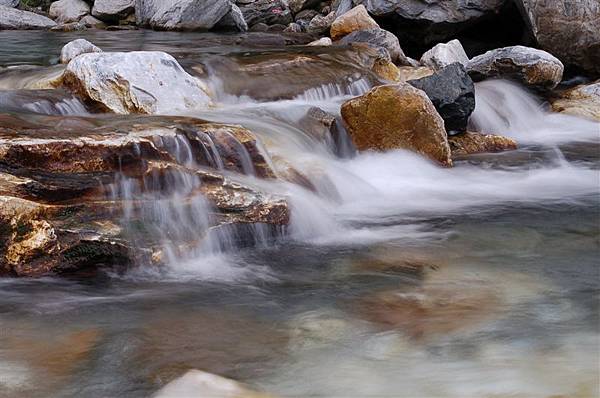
[
  {"xmin": 551, "ymin": 81, "xmax": 600, "ymax": 122},
  {"xmin": 341, "ymin": 83, "xmax": 452, "ymax": 166},
  {"xmin": 448, "ymin": 132, "xmax": 517, "ymax": 157},
  {"xmin": 330, "ymin": 4, "xmax": 379, "ymax": 40}
]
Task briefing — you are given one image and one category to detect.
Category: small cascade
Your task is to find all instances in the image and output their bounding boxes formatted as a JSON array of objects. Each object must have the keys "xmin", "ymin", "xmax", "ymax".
[
  {"xmin": 294, "ymin": 77, "xmax": 372, "ymax": 102},
  {"xmin": 0, "ymin": 89, "xmax": 90, "ymax": 115}
]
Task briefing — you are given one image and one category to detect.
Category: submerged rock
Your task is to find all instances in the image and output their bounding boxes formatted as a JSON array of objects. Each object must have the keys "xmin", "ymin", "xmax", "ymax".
[
  {"xmin": 0, "ymin": 115, "xmax": 290, "ymax": 276},
  {"xmin": 153, "ymin": 370, "xmax": 272, "ymax": 398},
  {"xmin": 0, "ymin": 6, "xmax": 57, "ymax": 29},
  {"xmin": 60, "ymin": 39, "xmax": 103, "ymax": 64},
  {"xmin": 330, "ymin": 5, "xmax": 379, "ymax": 41},
  {"xmin": 341, "ymin": 83, "xmax": 452, "ymax": 166},
  {"xmin": 516, "ymin": 0, "xmax": 600, "ymax": 76},
  {"xmin": 420, "ymin": 39, "xmax": 469, "ymax": 71},
  {"xmin": 448, "ymin": 132, "xmax": 517, "ymax": 157},
  {"xmin": 339, "ymin": 28, "xmax": 409, "ymax": 66},
  {"xmin": 408, "ymin": 63, "xmax": 475, "ymax": 133},
  {"xmin": 92, "ymin": 0, "xmax": 135, "ymax": 22},
  {"xmin": 49, "ymin": 0, "xmax": 90, "ymax": 24},
  {"xmin": 551, "ymin": 81, "xmax": 600, "ymax": 122},
  {"xmin": 467, "ymin": 45, "xmax": 564, "ymax": 90},
  {"xmin": 135, "ymin": 0, "xmax": 232, "ymax": 30},
  {"xmin": 62, "ymin": 51, "xmax": 212, "ymax": 114}
]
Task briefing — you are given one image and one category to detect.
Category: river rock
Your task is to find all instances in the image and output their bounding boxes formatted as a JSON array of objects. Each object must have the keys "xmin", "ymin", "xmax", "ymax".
[
  {"xmin": 0, "ymin": 0, "xmax": 18, "ymax": 7},
  {"xmin": 0, "ymin": 114, "xmax": 290, "ymax": 276},
  {"xmin": 448, "ymin": 132, "xmax": 517, "ymax": 156},
  {"xmin": 59, "ymin": 39, "xmax": 103, "ymax": 64},
  {"xmin": 467, "ymin": 45, "xmax": 564, "ymax": 90},
  {"xmin": 420, "ymin": 39, "xmax": 469, "ymax": 71},
  {"xmin": 339, "ymin": 28, "xmax": 411, "ymax": 66},
  {"xmin": 62, "ymin": 51, "xmax": 212, "ymax": 114},
  {"xmin": 92, "ymin": 0, "xmax": 135, "ymax": 22},
  {"xmin": 289, "ymin": 0, "xmax": 319, "ymax": 14},
  {"xmin": 214, "ymin": 3, "xmax": 248, "ymax": 31},
  {"xmin": 341, "ymin": 83, "xmax": 452, "ymax": 166},
  {"xmin": 306, "ymin": 11, "xmax": 335, "ymax": 35},
  {"xmin": 408, "ymin": 63, "xmax": 475, "ymax": 133},
  {"xmin": 153, "ymin": 370, "xmax": 271, "ymax": 398},
  {"xmin": 330, "ymin": 5, "xmax": 379, "ymax": 40},
  {"xmin": 135, "ymin": 0, "xmax": 232, "ymax": 30},
  {"xmin": 239, "ymin": 0, "xmax": 293, "ymax": 27},
  {"xmin": 49, "ymin": 0, "xmax": 89, "ymax": 23},
  {"xmin": 80, "ymin": 15, "xmax": 106, "ymax": 28},
  {"xmin": 551, "ymin": 81, "xmax": 600, "ymax": 122},
  {"xmin": 307, "ymin": 37, "xmax": 332, "ymax": 46},
  {"xmin": 0, "ymin": 6, "xmax": 57, "ymax": 29},
  {"xmin": 516, "ymin": 0, "xmax": 600, "ymax": 76}
]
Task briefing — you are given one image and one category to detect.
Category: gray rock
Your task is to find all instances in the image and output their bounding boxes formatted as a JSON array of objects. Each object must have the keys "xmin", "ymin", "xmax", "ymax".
[
  {"xmin": 467, "ymin": 45, "xmax": 564, "ymax": 89},
  {"xmin": 80, "ymin": 14, "xmax": 106, "ymax": 28},
  {"xmin": 62, "ymin": 51, "xmax": 212, "ymax": 114},
  {"xmin": 135, "ymin": 0, "xmax": 232, "ymax": 30},
  {"xmin": 294, "ymin": 9, "xmax": 318, "ymax": 22},
  {"xmin": 92, "ymin": 0, "xmax": 135, "ymax": 22},
  {"xmin": 283, "ymin": 22, "xmax": 303, "ymax": 33},
  {"xmin": 355, "ymin": 0, "xmax": 505, "ymax": 24},
  {"xmin": 214, "ymin": 3, "xmax": 248, "ymax": 31},
  {"xmin": 408, "ymin": 63, "xmax": 475, "ymax": 133},
  {"xmin": 49, "ymin": 0, "xmax": 90, "ymax": 24},
  {"xmin": 0, "ymin": 6, "xmax": 57, "ymax": 29},
  {"xmin": 332, "ymin": 0, "xmax": 352, "ymax": 17},
  {"xmin": 420, "ymin": 39, "xmax": 469, "ymax": 71},
  {"xmin": 239, "ymin": 0, "xmax": 292, "ymax": 26},
  {"xmin": 60, "ymin": 39, "xmax": 102, "ymax": 64},
  {"xmin": 516, "ymin": 0, "xmax": 600, "ymax": 76},
  {"xmin": 306, "ymin": 11, "xmax": 335, "ymax": 35},
  {"xmin": 0, "ymin": 0, "xmax": 19, "ymax": 8},
  {"xmin": 339, "ymin": 28, "xmax": 411, "ymax": 66},
  {"xmin": 307, "ymin": 37, "xmax": 332, "ymax": 46}
]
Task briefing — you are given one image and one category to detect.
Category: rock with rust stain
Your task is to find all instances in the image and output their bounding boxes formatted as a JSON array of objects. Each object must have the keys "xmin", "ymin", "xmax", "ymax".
[
  {"xmin": 341, "ymin": 83, "xmax": 452, "ymax": 166},
  {"xmin": 551, "ymin": 81, "xmax": 600, "ymax": 122},
  {"xmin": 448, "ymin": 132, "xmax": 517, "ymax": 157}
]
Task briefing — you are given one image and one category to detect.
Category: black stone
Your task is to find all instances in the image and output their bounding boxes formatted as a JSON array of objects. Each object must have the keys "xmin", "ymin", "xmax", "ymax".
[{"xmin": 408, "ymin": 63, "xmax": 475, "ymax": 133}]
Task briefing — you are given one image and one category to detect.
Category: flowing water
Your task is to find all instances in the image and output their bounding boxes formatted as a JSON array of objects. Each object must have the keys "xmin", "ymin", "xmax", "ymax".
[{"xmin": 0, "ymin": 31, "xmax": 599, "ymax": 398}]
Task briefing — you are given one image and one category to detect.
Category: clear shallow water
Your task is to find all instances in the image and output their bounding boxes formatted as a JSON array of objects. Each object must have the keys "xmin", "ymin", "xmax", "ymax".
[{"xmin": 0, "ymin": 30, "xmax": 599, "ymax": 398}]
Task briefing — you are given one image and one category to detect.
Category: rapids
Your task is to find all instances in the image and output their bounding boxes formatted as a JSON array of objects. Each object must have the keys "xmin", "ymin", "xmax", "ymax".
[{"xmin": 0, "ymin": 31, "xmax": 598, "ymax": 398}]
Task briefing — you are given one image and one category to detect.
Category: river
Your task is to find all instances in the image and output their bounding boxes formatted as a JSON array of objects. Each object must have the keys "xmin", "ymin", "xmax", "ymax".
[{"xmin": 0, "ymin": 31, "xmax": 598, "ymax": 398}]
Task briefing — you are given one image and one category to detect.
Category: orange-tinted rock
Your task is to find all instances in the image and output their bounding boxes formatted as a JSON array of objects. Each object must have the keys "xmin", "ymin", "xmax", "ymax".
[
  {"xmin": 449, "ymin": 131, "xmax": 517, "ymax": 157},
  {"xmin": 341, "ymin": 83, "xmax": 452, "ymax": 166},
  {"xmin": 330, "ymin": 5, "xmax": 379, "ymax": 41},
  {"xmin": 551, "ymin": 81, "xmax": 600, "ymax": 122}
]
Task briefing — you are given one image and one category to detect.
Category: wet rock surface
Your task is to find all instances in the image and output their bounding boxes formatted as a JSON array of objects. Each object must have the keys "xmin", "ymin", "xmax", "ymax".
[
  {"xmin": 0, "ymin": 114, "xmax": 290, "ymax": 276},
  {"xmin": 551, "ymin": 81, "xmax": 600, "ymax": 122},
  {"xmin": 341, "ymin": 83, "xmax": 452, "ymax": 166},
  {"xmin": 467, "ymin": 45, "xmax": 564, "ymax": 90},
  {"xmin": 339, "ymin": 28, "xmax": 408, "ymax": 66},
  {"xmin": 448, "ymin": 131, "xmax": 517, "ymax": 157},
  {"xmin": 408, "ymin": 63, "xmax": 475, "ymax": 133},
  {"xmin": 59, "ymin": 38, "xmax": 103, "ymax": 64},
  {"xmin": 330, "ymin": 4, "xmax": 378, "ymax": 41}
]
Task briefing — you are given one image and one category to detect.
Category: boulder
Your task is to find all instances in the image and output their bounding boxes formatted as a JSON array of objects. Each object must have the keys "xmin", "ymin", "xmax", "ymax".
[
  {"xmin": 408, "ymin": 63, "xmax": 475, "ymax": 133},
  {"xmin": 448, "ymin": 132, "xmax": 517, "ymax": 156},
  {"xmin": 306, "ymin": 11, "xmax": 335, "ymax": 35},
  {"xmin": 355, "ymin": 0, "xmax": 505, "ymax": 27},
  {"xmin": 0, "ymin": 0, "xmax": 18, "ymax": 7},
  {"xmin": 420, "ymin": 39, "xmax": 469, "ymax": 71},
  {"xmin": 80, "ymin": 15, "xmax": 106, "ymax": 28},
  {"xmin": 467, "ymin": 45, "xmax": 564, "ymax": 90},
  {"xmin": 214, "ymin": 3, "xmax": 248, "ymax": 31},
  {"xmin": 284, "ymin": 22, "xmax": 303, "ymax": 33},
  {"xmin": 339, "ymin": 28, "xmax": 411, "ymax": 66},
  {"xmin": 289, "ymin": 0, "xmax": 320, "ymax": 14},
  {"xmin": 0, "ymin": 6, "xmax": 57, "ymax": 29},
  {"xmin": 135, "ymin": 0, "xmax": 232, "ymax": 30},
  {"xmin": 298, "ymin": 106, "xmax": 339, "ymax": 143},
  {"xmin": 92, "ymin": 0, "xmax": 135, "ymax": 22},
  {"xmin": 62, "ymin": 51, "xmax": 212, "ymax": 114},
  {"xmin": 341, "ymin": 83, "xmax": 452, "ymax": 166},
  {"xmin": 59, "ymin": 39, "xmax": 102, "ymax": 64},
  {"xmin": 49, "ymin": 0, "xmax": 90, "ymax": 24},
  {"xmin": 153, "ymin": 370, "xmax": 271, "ymax": 398},
  {"xmin": 516, "ymin": 0, "xmax": 600, "ymax": 76},
  {"xmin": 330, "ymin": 5, "xmax": 379, "ymax": 40},
  {"xmin": 551, "ymin": 81, "xmax": 600, "ymax": 122},
  {"xmin": 239, "ymin": 0, "xmax": 293, "ymax": 27},
  {"xmin": 0, "ymin": 114, "xmax": 290, "ymax": 276}
]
